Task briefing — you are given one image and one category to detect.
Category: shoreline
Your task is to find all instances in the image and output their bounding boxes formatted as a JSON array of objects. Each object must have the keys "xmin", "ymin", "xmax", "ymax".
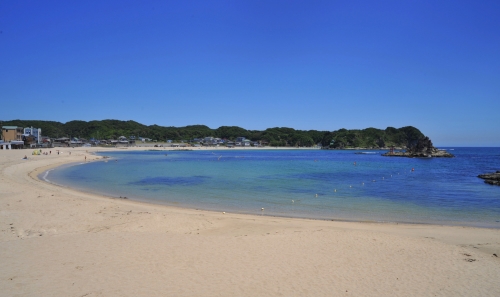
[
  {"xmin": 1, "ymin": 147, "xmax": 500, "ymax": 296},
  {"xmin": 37, "ymin": 165, "xmax": 500, "ymax": 229},
  {"xmin": 43, "ymin": 147, "xmax": 498, "ymax": 229}
]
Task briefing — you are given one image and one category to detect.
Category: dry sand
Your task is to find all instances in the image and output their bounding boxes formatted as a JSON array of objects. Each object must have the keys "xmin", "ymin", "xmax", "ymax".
[{"xmin": 1, "ymin": 146, "xmax": 499, "ymax": 296}]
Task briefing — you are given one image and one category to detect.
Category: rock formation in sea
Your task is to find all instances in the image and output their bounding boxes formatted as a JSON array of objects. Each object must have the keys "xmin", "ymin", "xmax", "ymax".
[
  {"xmin": 477, "ymin": 171, "xmax": 500, "ymax": 186},
  {"xmin": 382, "ymin": 136, "xmax": 455, "ymax": 158}
]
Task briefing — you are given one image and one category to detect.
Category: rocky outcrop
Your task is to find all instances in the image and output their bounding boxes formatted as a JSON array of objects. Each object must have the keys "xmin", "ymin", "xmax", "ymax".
[
  {"xmin": 382, "ymin": 136, "xmax": 455, "ymax": 158},
  {"xmin": 477, "ymin": 171, "xmax": 500, "ymax": 186}
]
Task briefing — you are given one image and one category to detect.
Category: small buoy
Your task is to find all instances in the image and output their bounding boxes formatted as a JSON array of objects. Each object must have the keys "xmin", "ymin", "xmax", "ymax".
[
  {"xmin": 315, "ymin": 194, "xmax": 318, "ymax": 197},
  {"xmin": 349, "ymin": 185, "xmax": 352, "ymax": 188},
  {"xmin": 412, "ymin": 168, "xmax": 415, "ymax": 172},
  {"xmin": 223, "ymin": 212, "xmax": 226, "ymax": 214},
  {"xmin": 362, "ymin": 182, "xmax": 364, "ymax": 185},
  {"xmin": 373, "ymin": 180, "xmax": 376, "ymax": 182},
  {"xmin": 292, "ymin": 200, "xmax": 294, "ymax": 203},
  {"xmin": 334, "ymin": 189, "xmax": 336, "ymax": 192},
  {"xmin": 261, "ymin": 208, "xmax": 264, "ymax": 211}
]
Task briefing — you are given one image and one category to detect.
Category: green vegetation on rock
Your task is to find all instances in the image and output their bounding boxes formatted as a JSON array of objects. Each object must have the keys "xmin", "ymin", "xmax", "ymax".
[{"xmin": 319, "ymin": 126, "xmax": 425, "ymax": 149}]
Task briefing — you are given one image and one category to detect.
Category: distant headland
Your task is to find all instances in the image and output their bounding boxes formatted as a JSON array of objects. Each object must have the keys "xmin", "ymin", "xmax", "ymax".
[
  {"xmin": 2, "ymin": 119, "xmax": 449, "ymax": 154},
  {"xmin": 381, "ymin": 136, "xmax": 455, "ymax": 158}
]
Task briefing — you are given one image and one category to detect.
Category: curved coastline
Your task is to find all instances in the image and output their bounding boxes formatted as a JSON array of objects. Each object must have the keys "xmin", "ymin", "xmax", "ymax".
[
  {"xmin": 36, "ymin": 161, "xmax": 493, "ymax": 228},
  {"xmin": 41, "ymin": 147, "xmax": 499, "ymax": 229},
  {"xmin": 2, "ymin": 146, "xmax": 500, "ymax": 296}
]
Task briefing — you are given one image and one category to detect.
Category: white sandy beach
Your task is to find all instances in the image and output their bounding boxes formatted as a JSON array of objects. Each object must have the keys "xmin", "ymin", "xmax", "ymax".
[{"xmin": 1, "ymin": 146, "xmax": 499, "ymax": 296}]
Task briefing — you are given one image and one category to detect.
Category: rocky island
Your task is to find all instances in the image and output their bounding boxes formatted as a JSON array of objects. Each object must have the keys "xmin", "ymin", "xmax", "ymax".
[
  {"xmin": 477, "ymin": 171, "xmax": 500, "ymax": 186},
  {"xmin": 382, "ymin": 136, "xmax": 455, "ymax": 158}
]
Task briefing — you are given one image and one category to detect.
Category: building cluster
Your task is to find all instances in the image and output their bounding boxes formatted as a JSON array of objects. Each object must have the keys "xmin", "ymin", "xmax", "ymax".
[
  {"xmin": 0, "ymin": 124, "xmax": 145, "ymax": 150},
  {"xmin": 1, "ymin": 125, "xmax": 271, "ymax": 150},
  {"xmin": 1, "ymin": 126, "xmax": 49, "ymax": 150},
  {"xmin": 51, "ymin": 136, "xmax": 136, "ymax": 147},
  {"xmin": 188, "ymin": 137, "xmax": 267, "ymax": 147}
]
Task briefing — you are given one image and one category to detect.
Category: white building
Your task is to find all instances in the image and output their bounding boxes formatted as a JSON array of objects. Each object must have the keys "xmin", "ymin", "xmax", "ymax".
[{"xmin": 23, "ymin": 127, "xmax": 42, "ymax": 144}]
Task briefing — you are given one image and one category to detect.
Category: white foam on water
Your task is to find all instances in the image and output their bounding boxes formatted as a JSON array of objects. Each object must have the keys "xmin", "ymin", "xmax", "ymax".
[{"xmin": 42, "ymin": 169, "xmax": 53, "ymax": 182}]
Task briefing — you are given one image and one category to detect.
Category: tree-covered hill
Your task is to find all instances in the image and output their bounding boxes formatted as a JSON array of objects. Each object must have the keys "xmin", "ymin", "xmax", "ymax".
[
  {"xmin": 2, "ymin": 119, "xmax": 424, "ymax": 148},
  {"xmin": 320, "ymin": 126, "xmax": 424, "ymax": 149}
]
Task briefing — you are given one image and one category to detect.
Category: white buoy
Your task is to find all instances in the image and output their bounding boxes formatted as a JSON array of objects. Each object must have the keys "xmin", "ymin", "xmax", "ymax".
[
  {"xmin": 350, "ymin": 185, "xmax": 352, "ymax": 188},
  {"xmin": 261, "ymin": 208, "xmax": 264, "ymax": 211},
  {"xmin": 334, "ymin": 189, "xmax": 337, "ymax": 192},
  {"xmin": 362, "ymin": 182, "xmax": 364, "ymax": 185},
  {"xmin": 315, "ymin": 194, "xmax": 318, "ymax": 197},
  {"xmin": 292, "ymin": 200, "xmax": 294, "ymax": 203},
  {"xmin": 223, "ymin": 212, "xmax": 225, "ymax": 214}
]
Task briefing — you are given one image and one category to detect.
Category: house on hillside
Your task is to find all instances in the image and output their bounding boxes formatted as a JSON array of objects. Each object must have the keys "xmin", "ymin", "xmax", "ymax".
[{"xmin": 203, "ymin": 137, "xmax": 221, "ymax": 146}]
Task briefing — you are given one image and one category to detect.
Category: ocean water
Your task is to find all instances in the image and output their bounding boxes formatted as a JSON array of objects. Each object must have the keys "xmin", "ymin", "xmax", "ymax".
[{"xmin": 44, "ymin": 148, "xmax": 500, "ymax": 228}]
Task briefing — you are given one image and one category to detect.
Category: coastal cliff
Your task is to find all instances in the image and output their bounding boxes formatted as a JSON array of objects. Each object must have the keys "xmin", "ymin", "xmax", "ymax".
[{"xmin": 382, "ymin": 136, "xmax": 455, "ymax": 158}]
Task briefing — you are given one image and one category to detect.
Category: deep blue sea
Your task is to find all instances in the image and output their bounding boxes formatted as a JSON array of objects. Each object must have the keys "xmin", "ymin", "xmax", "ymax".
[{"xmin": 43, "ymin": 148, "xmax": 500, "ymax": 228}]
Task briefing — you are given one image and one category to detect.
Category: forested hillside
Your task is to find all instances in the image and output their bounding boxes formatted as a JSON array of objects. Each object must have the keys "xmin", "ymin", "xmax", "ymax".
[{"xmin": 3, "ymin": 119, "xmax": 424, "ymax": 148}]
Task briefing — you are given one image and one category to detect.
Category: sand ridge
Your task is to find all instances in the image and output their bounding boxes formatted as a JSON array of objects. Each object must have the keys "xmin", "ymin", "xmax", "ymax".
[{"xmin": 1, "ymin": 147, "xmax": 499, "ymax": 296}]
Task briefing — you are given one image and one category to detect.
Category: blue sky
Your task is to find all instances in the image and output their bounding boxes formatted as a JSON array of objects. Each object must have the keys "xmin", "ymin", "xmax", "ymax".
[{"xmin": 1, "ymin": 1, "xmax": 499, "ymax": 146}]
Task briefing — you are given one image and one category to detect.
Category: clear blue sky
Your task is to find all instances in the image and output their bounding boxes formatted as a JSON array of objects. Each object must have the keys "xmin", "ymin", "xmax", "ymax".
[{"xmin": 1, "ymin": 1, "xmax": 499, "ymax": 146}]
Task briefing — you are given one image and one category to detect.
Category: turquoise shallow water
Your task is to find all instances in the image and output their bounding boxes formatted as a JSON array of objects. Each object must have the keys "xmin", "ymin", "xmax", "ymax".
[{"xmin": 44, "ymin": 148, "xmax": 500, "ymax": 228}]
